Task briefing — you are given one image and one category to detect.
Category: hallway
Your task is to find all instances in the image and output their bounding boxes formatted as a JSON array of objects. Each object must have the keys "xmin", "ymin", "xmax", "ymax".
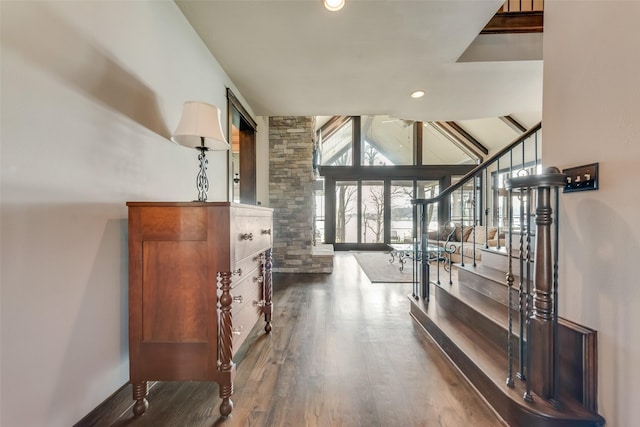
[{"xmin": 102, "ymin": 252, "xmax": 503, "ymax": 427}]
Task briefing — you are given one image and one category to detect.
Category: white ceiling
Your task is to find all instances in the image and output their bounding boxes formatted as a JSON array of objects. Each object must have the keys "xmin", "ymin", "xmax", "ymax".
[{"xmin": 175, "ymin": 0, "xmax": 543, "ymax": 123}]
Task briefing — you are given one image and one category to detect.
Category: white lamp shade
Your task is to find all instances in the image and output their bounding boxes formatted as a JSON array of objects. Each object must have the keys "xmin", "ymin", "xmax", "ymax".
[{"xmin": 171, "ymin": 101, "xmax": 230, "ymax": 150}]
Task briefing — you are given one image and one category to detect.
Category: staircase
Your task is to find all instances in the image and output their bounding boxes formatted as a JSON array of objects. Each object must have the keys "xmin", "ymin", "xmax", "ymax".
[
  {"xmin": 410, "ymin": 258, "xmax": 603, "ymax": 425},
  {"xmin": 409, "ymin": 126, "xmax": 605, "ymax": 426}
]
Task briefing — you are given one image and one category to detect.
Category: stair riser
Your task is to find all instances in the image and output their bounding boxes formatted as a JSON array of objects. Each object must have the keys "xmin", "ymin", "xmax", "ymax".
[
  {"xmin": 458, "ymin": 267, "xmax": 527, "ymax": 310},
  {"xmin": 481, "ymin": 249, "xmax": 534, "ymax": 278},
  {"xmin": 409, "ymin": 297, "xmax": 604, "ymax": 427},
  {"xmin": 435, "ymin": 285, "xmax": 521, "ymax": 361},
  {"xmin": 453, "ymin": 269, "xmax": 599, "ymax": 411}
]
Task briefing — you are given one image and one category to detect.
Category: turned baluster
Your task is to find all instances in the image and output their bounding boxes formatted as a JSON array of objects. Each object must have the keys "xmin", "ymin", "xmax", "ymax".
[
  {"xmin": 218, "ymin": 271, "xmax": 234, "ymax": 417},
  {"xmin": 263, "ymin": 249, "xmax": 273, "ymax": 333}
]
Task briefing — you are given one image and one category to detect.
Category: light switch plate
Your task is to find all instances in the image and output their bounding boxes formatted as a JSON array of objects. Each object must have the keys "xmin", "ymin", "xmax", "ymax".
[{"xmin": 563, "ymin": 163, "xmax": 599, "ymax": 193}]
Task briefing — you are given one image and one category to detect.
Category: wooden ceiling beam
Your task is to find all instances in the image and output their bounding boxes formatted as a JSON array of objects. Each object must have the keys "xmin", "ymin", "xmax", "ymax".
[
  {"xmin": 431, "ymin": 121, "xmax": 488, "ymax": 161},
  {"xmin": 444, "ymin": 121, "xmax": 489, "ymax": 155},
  {"xmin": 500, "ymin": 115, "xmax": 528, "ymax": 133}
]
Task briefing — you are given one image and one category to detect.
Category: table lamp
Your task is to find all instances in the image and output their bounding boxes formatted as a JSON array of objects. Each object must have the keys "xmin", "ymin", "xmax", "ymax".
[{"xmin": 172, "ymin": 101, "xmax": 230, "ymax": 201}]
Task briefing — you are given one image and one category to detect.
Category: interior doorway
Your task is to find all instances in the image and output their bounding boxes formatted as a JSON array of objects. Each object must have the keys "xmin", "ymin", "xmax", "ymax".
[{"xmin": 227, "ymin": 89, "xmax": 257, "ymax": 204}]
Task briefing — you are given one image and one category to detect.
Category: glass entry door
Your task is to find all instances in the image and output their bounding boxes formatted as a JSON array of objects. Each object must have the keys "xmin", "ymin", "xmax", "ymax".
[
  {"xmin": 390, "ymin": 181, "xmax": 414, "ymax": 243},
  {"xmin": 361, "ymin": 181, "xmax": 384, "ymax": 243},
  {"xmin": 331, "ymin": 179, "xmax": 440, "ymax": 248},
  {"xmin": 335, "ymin": 181, "xmax": 358, "ymax": 243}
]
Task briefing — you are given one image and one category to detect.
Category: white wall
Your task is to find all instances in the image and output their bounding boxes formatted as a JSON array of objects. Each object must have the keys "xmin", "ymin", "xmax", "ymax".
[
  {"xmin": 543, "ymin": 2, "xmax": 640, "ymax": 425},
  {"xmin": 0, "ymin": 2, "xmax": 260, "ymax": 426}
]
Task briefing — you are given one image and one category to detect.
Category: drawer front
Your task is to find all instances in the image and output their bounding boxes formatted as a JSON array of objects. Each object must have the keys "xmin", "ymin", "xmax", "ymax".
[
  {"xmin": 231, "ymin": 254, "xmax": 263, "ymax": 288},
  {"xmin": 231, "ymin": 290, "xmax": 263, "ymax": 355},
  {"xmin": 231, "ymin": 271, "xmax": 262, "ymax": 314},
  {"xmin": 232, "ymin": 212, "xmax": 272, "ymax": 262}
]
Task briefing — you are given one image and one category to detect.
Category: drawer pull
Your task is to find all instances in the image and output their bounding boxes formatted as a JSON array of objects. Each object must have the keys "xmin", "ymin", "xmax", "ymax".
[
  {"xmin": 232, "ymin": 326, "xmax": 244, "ymax": 335},
  {"xmin": 253, "ymin": 254, "xmax": 265, "ymax": 262},
  {"xmin": 253, "ymin": 276, "xmax": 264, "ymax": 283},
  {"xmin": 253, "ymin": 300, "xmax": 266, "ymax": 307},
  {"xmin": 233, "ymin": 295, "xmax": 244, "ymax": 304},
  {"xmin": 232, "ymin": 268, "xmax": 243, "ymax": 276},
  {"xmin": 261, "ymin": 229, "xmax": 271, "ymax": 235},
  {"xmin": 240, "ymin": 232, "xmax": 253, "ymax": 241}
]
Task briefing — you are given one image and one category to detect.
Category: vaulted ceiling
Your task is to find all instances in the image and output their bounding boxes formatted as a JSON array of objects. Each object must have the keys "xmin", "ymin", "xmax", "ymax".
[{"xmin": 175, "ymin": 0, "xmax": 543, "ymax": 123}]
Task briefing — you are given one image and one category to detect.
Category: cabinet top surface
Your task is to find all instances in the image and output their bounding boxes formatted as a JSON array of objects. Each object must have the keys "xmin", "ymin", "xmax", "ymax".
[{"xmin": 126, "ymin": 201, "xmax": 272, "ymax": 212}]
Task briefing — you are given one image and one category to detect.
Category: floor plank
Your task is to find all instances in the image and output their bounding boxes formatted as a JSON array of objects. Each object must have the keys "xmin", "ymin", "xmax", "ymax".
[{"xmin": 99, "ymin": 252, "xmax": 504, "ymax": 427}]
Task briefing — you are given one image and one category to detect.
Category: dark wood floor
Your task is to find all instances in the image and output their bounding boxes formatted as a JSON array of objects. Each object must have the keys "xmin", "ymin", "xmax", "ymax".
[{"xmin": 90, "ymin": 253, "xmax": 504, "ymax": 427}]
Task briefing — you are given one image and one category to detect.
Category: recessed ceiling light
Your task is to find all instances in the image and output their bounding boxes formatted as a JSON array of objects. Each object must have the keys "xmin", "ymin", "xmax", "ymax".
[
  {"xmin": 323, "ymin": 0, "xmax": 345, "ymax": 12},
  {"xmin": 411, "ymin": 90, "xmax": 425, "ymax": 99}
]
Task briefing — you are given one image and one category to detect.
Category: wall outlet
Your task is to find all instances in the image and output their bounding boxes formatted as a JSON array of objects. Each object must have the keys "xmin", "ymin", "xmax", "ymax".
[{"xmin": 563, "ymin": 163, "xmax": 599, "ymax": 193}]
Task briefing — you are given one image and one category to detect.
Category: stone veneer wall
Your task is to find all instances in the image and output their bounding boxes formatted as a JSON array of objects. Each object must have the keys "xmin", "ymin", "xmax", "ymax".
[{"xmin": 269, "ymin": 116, "xmax": 333, "ymax": 273}]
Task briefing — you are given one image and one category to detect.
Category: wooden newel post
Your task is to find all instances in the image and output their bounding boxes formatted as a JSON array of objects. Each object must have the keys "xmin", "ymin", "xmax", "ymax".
[
  {"xmin": 530, "ymin": 184, "xmax": 554, "ymax": 399},
  {"xmin": 506, "ymin": 167, "xmax": 565, "ymax": 402}
]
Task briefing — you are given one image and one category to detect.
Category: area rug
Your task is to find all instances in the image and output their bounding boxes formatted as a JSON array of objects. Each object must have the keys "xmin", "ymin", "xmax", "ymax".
[{"xmin": 353, "ymin": 251, "xmax": 414, "ymax": 283}]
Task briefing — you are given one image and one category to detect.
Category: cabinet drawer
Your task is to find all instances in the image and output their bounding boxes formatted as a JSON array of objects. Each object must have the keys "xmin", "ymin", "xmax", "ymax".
[
  {"xmin": 231, "ymin": 292, "xmax": 263, "ymax": 355},
  {"xmin": 231, "ymin": 253, "xmax": 262, "ymax": 288},
  {"xmin": 231, "ymin": 272, "xmax": 262, "ymax": 314},
  {"xmin": 232, "ymin": 214, "xmax": 272, "ymax": 262}
]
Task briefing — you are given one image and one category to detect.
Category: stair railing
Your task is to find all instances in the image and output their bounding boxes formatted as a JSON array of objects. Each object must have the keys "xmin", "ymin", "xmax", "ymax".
[
  {"xmin": 412, "ymin": 121, "xmax": 541, "ymax": 302},
  {"xmin": 412, "ymin": 122, "xmax": 570, "ymax": 408},
  {"xmin": 506, "ymin": 168, "xmax": 565, "ymax": 406}
]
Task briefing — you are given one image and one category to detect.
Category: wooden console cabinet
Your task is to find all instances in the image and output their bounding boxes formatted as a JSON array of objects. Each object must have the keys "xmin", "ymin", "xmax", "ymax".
[{"xmin": 126, "ymin": 202, "xmax": 273, "ymax": 417}]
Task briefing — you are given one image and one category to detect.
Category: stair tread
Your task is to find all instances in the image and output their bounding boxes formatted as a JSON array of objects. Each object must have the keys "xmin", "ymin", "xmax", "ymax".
[{"xmin": 409, "ymin": 286, "xmax": 604, "ymax": 425}]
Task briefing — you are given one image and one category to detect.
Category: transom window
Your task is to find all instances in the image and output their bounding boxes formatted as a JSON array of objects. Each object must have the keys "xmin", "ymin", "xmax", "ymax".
[{"xmin": 319, "ymin": 118, "xmax": 352, "ymax": 166}]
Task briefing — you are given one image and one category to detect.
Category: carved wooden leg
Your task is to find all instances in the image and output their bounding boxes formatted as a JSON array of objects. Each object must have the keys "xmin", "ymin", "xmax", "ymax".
[
  {"xmin": 263, "ymin": 249, "xmax": 273, "ymax": 332},
  {"xmin": 132, "ymin": 381, "xmax": 148, "ymax": 416},
  {"xmin": 218, "ymin": 271, "xmax": 235, "ymax": 417},
  {"xmin": 219, "ymin": 383, "xmax": 234, "ymax": 417}
]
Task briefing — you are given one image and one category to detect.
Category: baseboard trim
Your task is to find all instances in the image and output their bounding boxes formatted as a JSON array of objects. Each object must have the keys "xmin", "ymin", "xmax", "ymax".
[{"xmin": 73, "ymin": 381, "xmax": 157, "ymax": 427}]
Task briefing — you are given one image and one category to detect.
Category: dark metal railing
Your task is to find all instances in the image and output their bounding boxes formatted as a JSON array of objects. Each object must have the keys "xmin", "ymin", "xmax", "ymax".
[
  {"xmin": 506, "ymin": 168, "xmax": 564, "ymax": 405},
  {"xmin": 412, "ymin": 122, "xmax": 541, "ymax": 299},
  {"xmin": 412, "ymin": 131, "xmax": 568, "ymax": 409}
]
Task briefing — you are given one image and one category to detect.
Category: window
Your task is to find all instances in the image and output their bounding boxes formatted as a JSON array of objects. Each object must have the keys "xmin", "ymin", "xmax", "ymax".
[
  {"xmin": 361, "ymin": 181, "xmax": 385, "ymax": 243},
  {"xmin": 318, "ymin": 115, "xmax": 477, "ymax": 249},
  {"xmin": 335, "ymin": 181, "xmax": 357, "ymax": 243},
  {"xmin": 390, "ymin": 181, "xmax": 414, "ymax": 243},
  {"xmin": 314, "ymin": 179, "xmax": 325, "ymax": 244},
  {"xmin": 422, "ymin": 122, "xmax": 476, "ymax": 166},
  {"xmin": 416, "ymin": 180, "xmax": 440, "ymax": 231},
  {"xmin": 450, "ymin": 176, "xmax": 479, "ymax": 226},
  {"xmin": 361, "ymin": 115, "xmax": 413, "ymax": 166},
  {"xmin": 320, "ymin": 119, "xmax": 352, "ymax": 166},
  {"xmin": 493, "ymin": 164, "xmax": 542, "ymax": 231}
]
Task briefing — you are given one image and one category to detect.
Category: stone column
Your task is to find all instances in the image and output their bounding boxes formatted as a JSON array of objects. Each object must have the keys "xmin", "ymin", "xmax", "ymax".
[{"xmin": 269, "ymin": 116, "xmax": 332, "ymax": 273}]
